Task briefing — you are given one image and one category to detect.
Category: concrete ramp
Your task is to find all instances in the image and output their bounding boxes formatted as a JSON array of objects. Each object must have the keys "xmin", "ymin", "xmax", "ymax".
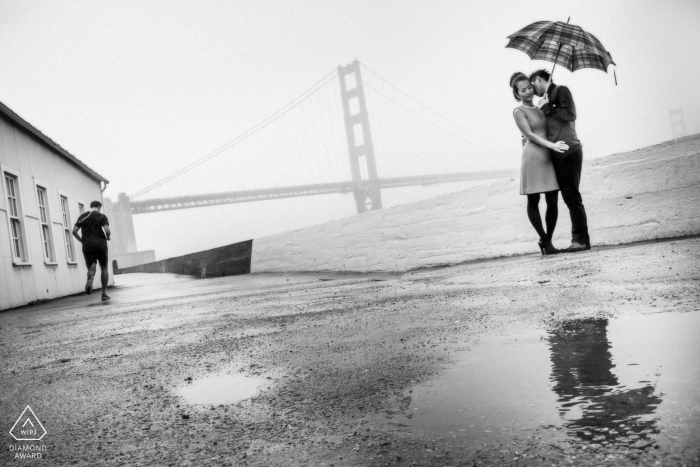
[{"xmin": 251, "ymin": 134, "xmax": 700, "ymax": 273}]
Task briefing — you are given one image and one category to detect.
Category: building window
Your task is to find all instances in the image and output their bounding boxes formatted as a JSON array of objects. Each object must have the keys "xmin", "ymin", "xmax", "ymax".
[
  {"xmin": 60, "ymin": 195, "xmax": 75, "ymax": 262},
  {"xmin": 3, "ymin": 172, "xmax": 29, "ymax": 262},
  {"xmin": 78, "ymin": 203, "xmax": 85, "ymax": 215},
  {"xmin": 36, "ymin": 186, "xmax": 54, "ymax": 261}
]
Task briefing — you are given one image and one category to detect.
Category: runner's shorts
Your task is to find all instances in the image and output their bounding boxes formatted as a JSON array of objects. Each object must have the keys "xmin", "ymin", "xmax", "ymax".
[{"xmin": 83, "ymin": 248, "xmax": 108, "ymax": 268}]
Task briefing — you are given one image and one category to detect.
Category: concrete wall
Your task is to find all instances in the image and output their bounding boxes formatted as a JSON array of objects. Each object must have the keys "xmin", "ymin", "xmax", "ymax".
[
  {"xmin": 0, "ymin": 115, "xmax": 112, "ymax": 310},
  {"xmin": 116, "ymin": 239, "xmax": 252, "ymax": 278},
  {"xmin": 251, "ymin": 134, "xmax": 700, "ymax": 273},
  {"xmin": 112, "ymin": 250, "xmax": 156, "ymax": 269}
]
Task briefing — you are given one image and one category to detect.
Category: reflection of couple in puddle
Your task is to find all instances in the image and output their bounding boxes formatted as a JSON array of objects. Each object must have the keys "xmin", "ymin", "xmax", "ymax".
[{"xmin": 548, "ymin": 319, "xmax": 661, "ymax": 449}]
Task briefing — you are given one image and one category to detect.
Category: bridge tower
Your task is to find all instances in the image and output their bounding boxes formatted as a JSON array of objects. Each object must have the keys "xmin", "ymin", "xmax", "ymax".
[
  {"xmin": 338, "ymin": 60, "xmax": 383, "ymax": 213},
  {"xmin": 669, "ymin": 108, "xmax": 686, "ymax": 139},
  {"xmin": 103, "ymin": 193, "xmax": 155, "ymax": 269}
]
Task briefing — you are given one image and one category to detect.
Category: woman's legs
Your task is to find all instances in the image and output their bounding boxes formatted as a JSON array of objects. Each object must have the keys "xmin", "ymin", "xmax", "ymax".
[
  {"xmin": 544, "ymin": 190, "xmax": 559, "ymax": 242},
  {"xmin": 526, "ymin": 194, "xmax": 547, "ymax": 240}
]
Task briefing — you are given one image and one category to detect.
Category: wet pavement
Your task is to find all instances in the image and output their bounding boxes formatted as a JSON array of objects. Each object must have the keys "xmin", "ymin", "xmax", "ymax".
[
  {"xmin": 1, "ymin": 236, "xmax": 699, "ymax": 466},
  {"xmin": 372, "ymin": 312, "xmax": 700, "ymax": 457}
]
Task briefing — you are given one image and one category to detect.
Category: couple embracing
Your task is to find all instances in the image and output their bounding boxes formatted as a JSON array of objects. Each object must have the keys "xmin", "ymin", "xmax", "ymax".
[{"xmin": 511, "ymin": 70, "xmax": 590, "ymax": 255}]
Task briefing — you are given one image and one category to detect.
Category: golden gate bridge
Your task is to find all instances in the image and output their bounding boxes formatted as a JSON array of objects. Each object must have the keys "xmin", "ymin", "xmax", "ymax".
[{"xmin": 106, "ymin": 60, "xmax": 518, "ymax": 261}]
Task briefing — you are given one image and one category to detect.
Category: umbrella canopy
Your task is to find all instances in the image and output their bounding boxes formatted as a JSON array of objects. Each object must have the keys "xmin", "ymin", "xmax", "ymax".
[{"xmin": 506, "ymin": 20, "xmax": 615, "ymax": 73}]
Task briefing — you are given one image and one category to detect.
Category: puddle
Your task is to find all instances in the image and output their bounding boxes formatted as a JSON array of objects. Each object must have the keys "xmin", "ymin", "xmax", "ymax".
[
  {"xmin": 176, "ymin": 373, "xmax": 268, "ymax": 405},
  {"xmin": 372, "ymin": 311, "xmax": 700, "ymax": 451}
]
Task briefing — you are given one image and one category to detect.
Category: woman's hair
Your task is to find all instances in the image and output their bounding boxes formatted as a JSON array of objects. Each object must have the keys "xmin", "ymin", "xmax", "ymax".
[{"xmin": 509, "ymin": 72, "xmax": 529, "ymax": 102}]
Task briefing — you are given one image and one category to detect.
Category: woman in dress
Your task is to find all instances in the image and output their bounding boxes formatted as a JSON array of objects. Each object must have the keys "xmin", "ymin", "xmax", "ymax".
[{"xmin": 510, "ymin": 72, "xmax": 568, "ymax": 255}]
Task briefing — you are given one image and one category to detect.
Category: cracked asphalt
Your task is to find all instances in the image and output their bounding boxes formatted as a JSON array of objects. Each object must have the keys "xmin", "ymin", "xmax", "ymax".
[{"xmin": 1, "ymin": 236, "xmax": 699, "ymax": 466}]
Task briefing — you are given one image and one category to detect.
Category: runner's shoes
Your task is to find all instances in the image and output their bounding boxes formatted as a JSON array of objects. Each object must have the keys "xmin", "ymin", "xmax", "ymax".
[{"xmin": 101, "ymin": 293, "xmax": 110, "ymax": 301}]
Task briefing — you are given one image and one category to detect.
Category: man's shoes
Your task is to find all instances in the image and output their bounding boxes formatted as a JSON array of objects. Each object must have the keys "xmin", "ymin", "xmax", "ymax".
[
  {"xmin": 101, "ymin": 293, "xmax": 110, "ymax": 301},
  {"xmin": 565, "ymin": 241, "xmax": 591, "ymax": 253}
]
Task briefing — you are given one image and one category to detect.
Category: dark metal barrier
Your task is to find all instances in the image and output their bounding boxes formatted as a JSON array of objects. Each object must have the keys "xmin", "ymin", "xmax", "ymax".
[{"xmin": 114, "ymin": 239, "xmax": 253, "ymax": 278}]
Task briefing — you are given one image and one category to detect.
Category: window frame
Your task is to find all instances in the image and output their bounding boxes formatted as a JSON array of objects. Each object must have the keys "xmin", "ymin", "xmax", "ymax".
[
  {"xmin": 1, "ymin": 164, "xmax": 32, "ymax": 266},
  {"xmin": 33, "ymin": 179, "xmax": 57, "ymax": 265},
  {"xmin": 58, "ymin": 191, "xmax": 78, "ymax": 265}
]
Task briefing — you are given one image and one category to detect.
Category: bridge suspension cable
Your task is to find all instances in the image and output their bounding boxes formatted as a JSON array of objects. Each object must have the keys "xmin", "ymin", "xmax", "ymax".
[
  {"xmin": 363, "ymin": 81, "xmax": 505, "ymax": 155},
  {"xmin": 359, "ymin": 62, "xmax": 514, "ymax": 156},
  {"xmin": 130, "ymin": 68, "xmax": 339, "ymax": 199}
]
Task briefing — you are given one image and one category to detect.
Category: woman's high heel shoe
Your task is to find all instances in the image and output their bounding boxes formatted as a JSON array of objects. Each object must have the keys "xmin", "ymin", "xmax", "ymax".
[{"xmin": 538, "ymin": 239, "xmax": 560, "ymax": 256}]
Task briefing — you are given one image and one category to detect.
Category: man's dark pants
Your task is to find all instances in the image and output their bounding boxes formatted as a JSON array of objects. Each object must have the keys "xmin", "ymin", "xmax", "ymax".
[{"xmin": 551, "ymin": 145, "xmax": 589, "ymax": 245}]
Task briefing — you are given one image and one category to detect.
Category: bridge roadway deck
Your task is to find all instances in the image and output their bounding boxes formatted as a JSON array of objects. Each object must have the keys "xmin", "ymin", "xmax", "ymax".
[
  {"xmin": 1, "ymin": 236, "xmax": 698, "ymax": 465},
  {"xmin": 129, "ymin": 169, "xmax": 518, "ymax": 214}
]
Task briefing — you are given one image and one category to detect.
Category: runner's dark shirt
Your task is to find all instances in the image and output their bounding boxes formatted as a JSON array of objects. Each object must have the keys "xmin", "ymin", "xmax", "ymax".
[{"xmin": 74, "ymin": 211, "xmax": 109, "ymax": 251}]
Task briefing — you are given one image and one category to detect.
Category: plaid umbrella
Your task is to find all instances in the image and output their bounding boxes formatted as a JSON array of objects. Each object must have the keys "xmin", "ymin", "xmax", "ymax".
[{"xmin": 506, "ymin": 19, "xmax": 616, "ymax": 84}]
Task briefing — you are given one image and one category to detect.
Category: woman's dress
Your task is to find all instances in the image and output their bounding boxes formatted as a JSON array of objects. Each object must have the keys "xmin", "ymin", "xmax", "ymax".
[{"xmin": 516, "ymin": 105, "xmax": 559, "ymax": 195}]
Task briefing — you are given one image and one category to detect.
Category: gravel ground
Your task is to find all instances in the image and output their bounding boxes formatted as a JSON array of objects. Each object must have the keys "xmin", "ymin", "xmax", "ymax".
[{"xmin": 1, "ymin": 236, "xmax": 699, "ymax": 466}]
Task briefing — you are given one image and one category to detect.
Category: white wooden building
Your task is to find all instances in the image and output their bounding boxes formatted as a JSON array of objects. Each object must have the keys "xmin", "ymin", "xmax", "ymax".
[{"xmin": 0, "ymin": 101, "xmax": 112, "ymax": 310}]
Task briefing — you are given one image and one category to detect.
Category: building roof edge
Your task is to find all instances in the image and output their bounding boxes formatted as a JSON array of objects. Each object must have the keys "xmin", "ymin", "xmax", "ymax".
[{"xmin": 0, "ymin": 100, "xmax": 109, "ymax": 184}]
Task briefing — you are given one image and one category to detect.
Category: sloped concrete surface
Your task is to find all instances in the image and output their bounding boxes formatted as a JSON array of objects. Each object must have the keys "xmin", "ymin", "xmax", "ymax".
[{"xmin": 252, "ymin": 134, "xmax": 700, "ymax": 272}]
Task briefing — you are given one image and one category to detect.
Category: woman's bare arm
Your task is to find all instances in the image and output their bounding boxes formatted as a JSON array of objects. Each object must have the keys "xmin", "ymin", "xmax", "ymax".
[{"xmin": 513, "ymin": 109, "xmax": 568, "ymax": 153}]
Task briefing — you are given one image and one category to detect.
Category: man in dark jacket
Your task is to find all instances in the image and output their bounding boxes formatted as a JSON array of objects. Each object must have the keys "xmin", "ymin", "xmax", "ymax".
[
  {"xmin": 530, "ymin": 69, "xmax": 590, "ymax": 252},
  {"xmin": 72, "ymin": 200, "xmax": 112, "ymax": 300}
]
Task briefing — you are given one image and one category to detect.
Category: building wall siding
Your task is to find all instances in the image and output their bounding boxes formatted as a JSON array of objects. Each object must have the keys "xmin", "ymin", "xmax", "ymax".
[{"xmin": 0, "ymin": 115, "xmax": 113, "ymax": 310}]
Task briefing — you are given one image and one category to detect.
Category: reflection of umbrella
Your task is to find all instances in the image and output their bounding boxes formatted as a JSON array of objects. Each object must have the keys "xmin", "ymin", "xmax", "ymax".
[{"xmin": 506, "ymin": 18, "xmax": 616, "ymax": 92}]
